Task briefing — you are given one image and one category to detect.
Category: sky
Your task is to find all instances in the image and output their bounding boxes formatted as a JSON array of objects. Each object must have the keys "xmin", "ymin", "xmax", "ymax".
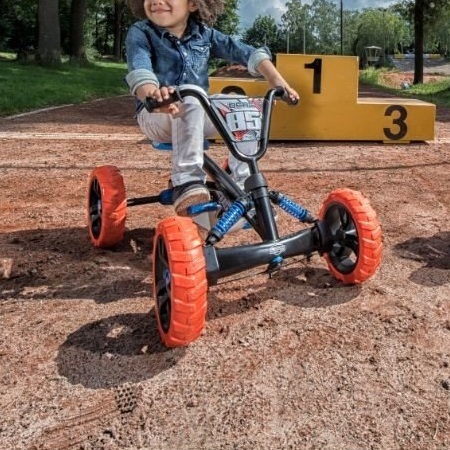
[{"xmin": 238, "ymin": 0, "xmax": 397, "ymax": 30}]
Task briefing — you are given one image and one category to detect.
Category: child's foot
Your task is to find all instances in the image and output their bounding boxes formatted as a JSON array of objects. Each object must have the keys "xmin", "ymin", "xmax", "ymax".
[{"xmin": 173, "ymin": 182, "xmax": 210, "ymax": 216}]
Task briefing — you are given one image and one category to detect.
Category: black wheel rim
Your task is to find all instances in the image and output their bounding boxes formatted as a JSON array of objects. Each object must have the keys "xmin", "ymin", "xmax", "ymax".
[
  {"xmin": 154, "ymin": 236, "xmax": 171, "ymax": 333},
  {"xmin": 324, "ymin": 203, "xmax": 359, "ymax": 274},
  {"xmin": 89, "ymin": 178, "xmax": 102, "ymax": 239}
]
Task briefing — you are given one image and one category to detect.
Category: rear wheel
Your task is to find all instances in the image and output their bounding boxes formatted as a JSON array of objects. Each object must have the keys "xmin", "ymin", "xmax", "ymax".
[
  {"xmin": 319, "ymin": 188, "xmax": 382, "ymax": 284},
  {"xmin": 87, "ymin": 165, "xmax": 127, "ymax": 248},
  {"xmin": 153, "ymin": 216, "xmax": 208, "ymax": 347}
]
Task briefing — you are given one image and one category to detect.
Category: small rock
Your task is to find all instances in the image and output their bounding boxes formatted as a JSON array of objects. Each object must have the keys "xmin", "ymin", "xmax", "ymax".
[
  {"xmin": 1, "ymin": 259, "xmax": 13, "ymax": 279},
  {"xmin": 297, "ymin": 274, "xmax": 308, "ymax": 283},
  {"xmin": 130, "ymin": 239, "xmax": 139, "ymax": 254},
  {"xmin": 441, "ymin": 379, "xmax": 450, "ymax": 390}
]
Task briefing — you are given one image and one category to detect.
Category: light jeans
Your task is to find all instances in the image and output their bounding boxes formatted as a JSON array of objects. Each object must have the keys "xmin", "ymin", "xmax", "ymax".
[{"xmin": 137, "ymin": 95, "xmax": 255, "ymax": 188}]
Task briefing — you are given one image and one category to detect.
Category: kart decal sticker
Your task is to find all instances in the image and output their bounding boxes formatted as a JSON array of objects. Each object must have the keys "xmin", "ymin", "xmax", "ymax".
[{"xmin": 211, "ymin": 97, "xmax": 264, "ymax": 142}]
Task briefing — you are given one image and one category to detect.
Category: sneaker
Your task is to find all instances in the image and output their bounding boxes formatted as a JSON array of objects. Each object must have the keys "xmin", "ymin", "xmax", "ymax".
[{"xmin": 173, "ymin": 182, "xmax": 210, "ymax": 216}]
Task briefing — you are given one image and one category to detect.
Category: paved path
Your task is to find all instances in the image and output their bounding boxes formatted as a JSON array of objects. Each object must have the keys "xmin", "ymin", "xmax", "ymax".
[{"xmin": 392, "ymin": 57, "xmax": 450, "ymax": 75}]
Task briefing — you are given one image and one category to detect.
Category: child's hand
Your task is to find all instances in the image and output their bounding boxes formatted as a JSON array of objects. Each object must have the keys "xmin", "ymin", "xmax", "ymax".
[
  {"xmin": 148, "ymin": 86, "xmax": 180, "ymax": 115},
  {"xmin": 283, "ymin": 86, "xmax": 300, "ymax": 105}
]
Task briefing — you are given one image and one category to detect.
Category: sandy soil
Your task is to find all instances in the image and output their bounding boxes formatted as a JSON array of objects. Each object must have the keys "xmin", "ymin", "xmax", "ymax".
[{"xmin": 0, "ymin": 81, "xmax": 449, "ymax": 449}]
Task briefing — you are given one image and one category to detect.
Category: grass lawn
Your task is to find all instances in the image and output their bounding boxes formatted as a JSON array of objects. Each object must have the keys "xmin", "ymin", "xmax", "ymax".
[
  {"xmin": 360, "ymin": 66, "xmax": 450, "ymax": 109},
  {"xmin": 0, "ymin": 54, "xmax": 128, "ymax": 117}
]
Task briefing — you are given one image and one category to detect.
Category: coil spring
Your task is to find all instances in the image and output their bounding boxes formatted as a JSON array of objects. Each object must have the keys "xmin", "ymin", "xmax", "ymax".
[
  {"xmin": 212, "ymin": 201, "xmax": 246, "ymax": 236},
  {"xmin": 278, "ymin": 195, "xmax": 310, "ymax": 221}
]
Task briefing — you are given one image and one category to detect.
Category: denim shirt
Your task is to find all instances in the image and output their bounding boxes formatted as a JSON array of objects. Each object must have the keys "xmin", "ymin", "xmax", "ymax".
[{"xmin": 125, "ymin": 19, "xmax": 271, "ymax": 112}]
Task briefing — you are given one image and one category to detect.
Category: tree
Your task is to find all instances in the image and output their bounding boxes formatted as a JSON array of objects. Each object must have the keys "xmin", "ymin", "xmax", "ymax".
[
  {"xmin": 0, "ymin": 0, "xmax": 38, "ymax": 58},
  {"xmin": 37, "ymin": 0, "xmax": 61, "ymax": 66},
  {"xmin": 352, "ymin": 8, "xmax": 409, "ymax": 66},
  {"xmin": 69, "ymin": 0, "xmax": 88, "ymax": 62},
  {"xmin": 394, "ymin": 0, "xmax": 448, "ymax": 84},
  {"xmin": 113, "ymin": 0, "xmax": 126, "ymax": 60},
  {"xmin": 412, "ymin": 0, "xmax": 447, "ymax": 83},
  {"xmin": 341, "ymin": 10, "xmax": 363, "ymax": 56},
  {"xmin": 426, "ymin": 6, "xmax": 450, "ymax": 56},
  {"xmin": 215, "ymin": 0, "xmax": 239, "ymax": 36},
  {"xmin": 281, "ymin": 0, "xmax": 311, "ymax": 54},
  {"xmin": 242, "ymin": 16, "xmax": 282, "ymax": 55},
  {"xmin": 309, "ymin": 0, "xmax": 339, "ymax": 54}
]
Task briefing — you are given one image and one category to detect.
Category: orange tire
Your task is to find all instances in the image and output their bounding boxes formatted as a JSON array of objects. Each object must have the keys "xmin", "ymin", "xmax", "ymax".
[
  {"xmin": 318, "ymin": 188, "xmax": 382, "ymax": 284},
  {"xmin": 152, "ymin": 216, "xmax": 208, "ymax": 347},
  {"xmin": 87, "ymin": 165, "xmax": 127, "ymax": 248}
]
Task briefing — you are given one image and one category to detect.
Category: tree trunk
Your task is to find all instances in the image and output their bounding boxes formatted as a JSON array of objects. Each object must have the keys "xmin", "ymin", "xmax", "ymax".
[
  {"xmin": 113, "ymin": 0, "xmax": 124, "ymax": 61},
  {"xmin": 38, "ymin": 0, "xmax": 61, "ymax": 66},
  {"xmin": 413, "ymin": 0, "xmax": 424, "ymax": 84},
  {"xmin": 70, "ymin": 0, "xmax": 88, "ymax": 63}
]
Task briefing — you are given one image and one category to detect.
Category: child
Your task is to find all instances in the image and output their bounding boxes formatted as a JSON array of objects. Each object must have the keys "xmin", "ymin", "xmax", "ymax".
[{"xmin": 125, "ymin": 0, "xmax": 299, "ymax": 216}]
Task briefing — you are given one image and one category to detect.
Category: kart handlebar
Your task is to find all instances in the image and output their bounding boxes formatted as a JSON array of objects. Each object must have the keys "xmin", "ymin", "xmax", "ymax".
[
  {"xmin": 144, "ymin": 85, "xmax": 298, "ymax": 112},
  {"xmin": 144, "ymin": 84, "xmax": 299, "ymax": 164},
  {"xmin": 272, "ymin": 85, "xmax": 299, "ymax": 106}
]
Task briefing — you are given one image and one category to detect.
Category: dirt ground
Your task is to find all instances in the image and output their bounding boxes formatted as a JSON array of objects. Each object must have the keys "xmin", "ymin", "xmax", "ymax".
[{"xmin": 0, "ymin": 79, "xmax": 449, "ymax": 450}]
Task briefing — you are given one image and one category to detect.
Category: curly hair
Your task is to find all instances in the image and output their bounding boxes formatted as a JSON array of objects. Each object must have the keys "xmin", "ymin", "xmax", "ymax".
[{"xmin": 126, "ymin": 0, "xmax": 225, "ymax": 26}]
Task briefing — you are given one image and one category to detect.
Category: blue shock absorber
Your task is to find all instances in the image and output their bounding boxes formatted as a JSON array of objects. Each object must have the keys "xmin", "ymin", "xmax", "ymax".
[
  {"xmin": 211, "ymin": 200, "xmax": 246, "ymax": 237},
  {"xmin": 188, "ymin": 202, "xmax": 220, "ymax": 216},
  {"xmin": 277, "ymin": 193, "xmax": 313, "ymax": 222}
]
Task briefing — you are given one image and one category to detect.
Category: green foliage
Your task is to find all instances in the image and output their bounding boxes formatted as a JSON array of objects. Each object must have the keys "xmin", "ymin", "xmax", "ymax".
[
  {"xmin": 392, "ymin": 0, "xmax": 450, "ymax": 53},
  {"xmin": 341, "ymin": 10, "xmax": 362, "ymax": 55},
  {"xmin": 359, "ymin": 67, "xmax": 381, "ymax": 85},
  {"xmin": 1, "ymin": 0, "xmax": 449, "ymax": 70},
  {"xmin": 0, "ymin": 59, "xmax": 127, "ymax": 116},
  {"xmin": 354, "ymin": 9, "xmax": 411, "ymax": 65},
  {"xmin": 0, "ymin": 0, "xmax": 38, "ymax": 52},
  {"xmin": 0, "ymin": 0, "xmax": 135, "ymax": 61},
  {"xmin": 215, "ymin": 0, "xmax": 240, "ymax": 36},
  {"xmin": 281, "ymin": 0, "xmax": 310, "ymax": 54},
  {"xmin": 359, "ymin": 67, "xmax": 450, "ymax": 108},
  {"xmin": 393, "ymin": 0, "xmax": 449, "ymax": 23},
  {"xmin": 309, "ymin": 0, "xmax": 340, "ymax": 54},
  {"xmin": 242, "ymin": 1, "xmax": 450, "ymax": 61},
  {"xmin": 424, "ymin": 6, "xmax": 450, "ymax": 54},
  {"xmin": 407, "ymin": 78, "xmax": 450, "ymax": 95},
  {"xmin": 242, "ymin": 16, "xmax": 283, "ymax": 54}
]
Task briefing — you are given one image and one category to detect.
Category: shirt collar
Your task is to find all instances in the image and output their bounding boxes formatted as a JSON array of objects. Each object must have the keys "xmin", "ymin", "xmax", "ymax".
[{"xmin": 147, "ymin": 18, "xmax": 203, "ymax": 41}]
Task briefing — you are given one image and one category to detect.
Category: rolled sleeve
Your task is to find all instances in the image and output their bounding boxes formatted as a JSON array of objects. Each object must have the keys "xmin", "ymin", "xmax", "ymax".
[
  {"xmin": 248, "ymin": 48, "xmax": 272, "ymax": 76},
  {"xmin": 125, "ymin": 69, "xmax": 160, "ymax": 95}
]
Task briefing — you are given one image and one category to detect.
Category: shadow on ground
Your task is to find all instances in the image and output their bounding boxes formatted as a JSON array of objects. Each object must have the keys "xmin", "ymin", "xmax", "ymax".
[{"xmin": 394, "ymin": 231, "xmax": 450, "ymax": 286}]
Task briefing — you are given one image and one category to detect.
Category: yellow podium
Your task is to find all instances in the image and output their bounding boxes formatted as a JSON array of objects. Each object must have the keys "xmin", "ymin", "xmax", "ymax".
[{"xmin": 209, "ymin": 54, "xmax": 435, "ymax": 142}]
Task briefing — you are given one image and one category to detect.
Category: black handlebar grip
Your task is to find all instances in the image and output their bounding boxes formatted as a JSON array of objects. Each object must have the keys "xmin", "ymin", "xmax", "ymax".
[
  {"xmin": 144, "ymin": 90, "xmax": 182, "ymax": 112},
  {"xmin": 274, "ymin": 86, "xmax": 299, "ymax": 106},
  {"xmin": 285, "ymin": 95, "xmax": 299, "ymax": 106}
]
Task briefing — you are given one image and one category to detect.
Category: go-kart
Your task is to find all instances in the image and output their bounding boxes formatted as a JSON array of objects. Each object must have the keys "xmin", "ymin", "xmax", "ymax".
[{"xmin": 86, "ymin": 85, "xmax": 382, "ymax": 347}]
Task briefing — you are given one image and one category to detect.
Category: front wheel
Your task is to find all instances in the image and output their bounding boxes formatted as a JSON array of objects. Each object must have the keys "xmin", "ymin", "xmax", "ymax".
[
  {"xmin": 87, "ymin": 165, "xmax": 127, "ymax": 248},
  {"xmin": 152, "ymin": 216, "xmax": 208, "ymax": 347},
  {"xmin": 319, "ymin": 188, "xmax": 382, "ymax": 284}
]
